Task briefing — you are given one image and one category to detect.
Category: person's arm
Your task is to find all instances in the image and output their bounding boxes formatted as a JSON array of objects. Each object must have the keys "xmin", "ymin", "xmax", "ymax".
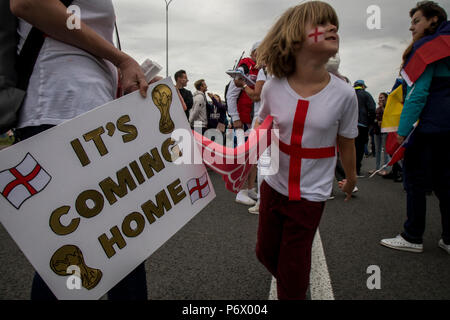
[
  {"xmin": 397, "ymin": 63, "xmax": 435, "ymax": 140},
  {"xmin": 226, "ymin": 81, "xmax": 242, "ymax": 128},
  {"xmin": 10, "ymin": 0, "xmax": 148, "ymax": 97},
  {"xmin": 189, "ymin": 95, "xmax": 201, "ymax": 124},
  {"xmin": 235, "ymin": 78, "xmax": 265, "ymax": 102},
  {"xmin": 337, "ymin": 135, "xmax": 357, "ymax": 201},
  {"xmin": 366, "ymin": 93, "xmax": 376, "ymax": 124}
]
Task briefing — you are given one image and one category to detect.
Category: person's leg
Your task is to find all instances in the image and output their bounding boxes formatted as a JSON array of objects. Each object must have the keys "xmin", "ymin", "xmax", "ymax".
[
  {"xmin": 275, "ymin": 199, "xmax": 324, "ymax": 300},
  {"xmin": 381, "ymin": 133, "xmax": 389, "ymax": 167},
  {"xmin": 255, "ymin": 181, "xmax": 283, "ymax": 276},
  {"xmin": 247, "ymin": 166, "xmax": 257, "ymax": 192},
  {"xmin": 355, "ymin": 126, "xmax": 368, "ymax": 175},
  {"xmin": 107, "ymin": 263, "xmax": 147, "ymax": 300},
  {"xmin": 431, "ymin": 134, "xmax": 450, "ymax": 245},
  {"xmin": 374, "ymin": 133, "xmax": 382, "ymax": 170},
  {"xmin": 402, "ymin": 134, "xmax": 430, "ymax": 243},
  {"xmin": 31, "ymin": 273, "xmax": 57, "ymax": 300},
  {"xmin": 370, "ymin": 129, "xmax": 375, "ymax": 156}
]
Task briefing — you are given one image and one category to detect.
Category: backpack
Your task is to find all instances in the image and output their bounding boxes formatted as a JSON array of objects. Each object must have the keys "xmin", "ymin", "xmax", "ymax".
[{"xmin": 0, "ymin": 0, "xmax": 73, "ymax": 134}]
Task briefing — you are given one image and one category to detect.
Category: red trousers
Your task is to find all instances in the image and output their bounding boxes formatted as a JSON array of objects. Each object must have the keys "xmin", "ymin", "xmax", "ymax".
[{"xmin": 256, "ymin": 180, "xmax": 325, "ymax": 300}]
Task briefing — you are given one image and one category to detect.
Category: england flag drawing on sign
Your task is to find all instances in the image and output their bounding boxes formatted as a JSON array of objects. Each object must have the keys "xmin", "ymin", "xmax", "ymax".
[
  {"xmin": 0, "ymin": 153, "xmax": 52, "ymax": 210},
  {"xmin": 187, "ymin": 172, "xmax": 210, "ymax": 204}
]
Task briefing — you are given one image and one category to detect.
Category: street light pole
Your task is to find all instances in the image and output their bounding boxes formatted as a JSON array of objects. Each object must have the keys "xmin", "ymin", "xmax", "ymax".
[{"xmin": 165, "ymin": 0, "xmax": 174, "ymax": 78}]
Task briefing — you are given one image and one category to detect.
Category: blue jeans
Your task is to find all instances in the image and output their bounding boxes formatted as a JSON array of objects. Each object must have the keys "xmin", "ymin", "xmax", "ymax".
[{"xmin": 374, "ymin": 133, "xmax": 390, "ymax": 170}]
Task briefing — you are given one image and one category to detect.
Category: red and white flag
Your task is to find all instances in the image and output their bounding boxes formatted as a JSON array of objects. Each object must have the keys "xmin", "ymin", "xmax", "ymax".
[
  {"xmin": 187, "ymin": 172, "xmax": 210, "ymax": 204},
  {"xmin": 193, "ymin": 116, "xmax": 273, "ymax": 193},
  {"xmin": 0, "ymin": 153, "xmax": 52, "ymax": 209}
]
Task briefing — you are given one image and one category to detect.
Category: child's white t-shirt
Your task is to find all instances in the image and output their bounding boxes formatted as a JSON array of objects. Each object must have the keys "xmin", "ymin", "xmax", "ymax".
[{"xmin": 258, "ymin": 73, "xmax": 358, "ymax": 202}]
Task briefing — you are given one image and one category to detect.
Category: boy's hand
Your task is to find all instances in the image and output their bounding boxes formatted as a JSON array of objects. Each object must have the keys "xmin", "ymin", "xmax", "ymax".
[{"xmin": 338, "ymin": 179, "xmax": 356, "ymax": 201}]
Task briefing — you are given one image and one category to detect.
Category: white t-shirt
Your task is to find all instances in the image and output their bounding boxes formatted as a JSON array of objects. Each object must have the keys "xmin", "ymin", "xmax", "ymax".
[
  {"xmin": 258, "ymin": 73, "xmax": 358, "ymax": 202},
  {"xmin": 252, "ymin": 68, "xmax": 267, "ymax": 124},
  {"xmin": 17, "ymin": 0, "xmax": 118, "ymax": 128}
]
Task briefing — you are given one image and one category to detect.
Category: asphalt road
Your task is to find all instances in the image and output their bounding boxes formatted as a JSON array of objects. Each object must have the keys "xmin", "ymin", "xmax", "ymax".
[{"xmin": 0, "ymin": 157, "xmax": 449, "ymax": 300}]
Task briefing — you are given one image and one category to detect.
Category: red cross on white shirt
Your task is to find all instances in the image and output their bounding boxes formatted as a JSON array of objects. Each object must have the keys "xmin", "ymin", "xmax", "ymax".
[{"xmin": 278, "ymin": 100, "xmax": 336, "ymax": 200}]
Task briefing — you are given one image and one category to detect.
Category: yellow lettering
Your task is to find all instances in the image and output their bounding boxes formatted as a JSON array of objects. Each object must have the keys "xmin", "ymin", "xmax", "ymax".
[
  {"xmin": 141, "ymin": 189, "xmax": 172, "ymax": 224},
  {"xmin": 117, "ymin": 115, "xmax": 138, "ymax": 143},
  {"xmin": 139, "ymin": 148, "xmax": 165, "ymax": 179},
  {"xmin": 98, "ymin": 226, "xmax": 126, "ymax": 259},
  {"xmin": 122, "ymin": 212, "xmax": 146, "ymax": 238},
  {"xmin": 83, "ymin": 127, "xmax": 108, "ymax": 156},
  {"xmin": 99, "ymin": 167, "xmax": 137, "ymax": 205},
  {"xmin": 70, "ymin": 138, "xmax": 90, "ymax": 167},
  {"xmin": 167, "ymin": 179, "xmax": 186, "ymax": 205},
  {"xmin": 49, "ymin": 206, "xmax": 80, "ymax": 236},
  {"xmin": 75, "ymin": 190, "xmax": 104, "ymax": 219}
]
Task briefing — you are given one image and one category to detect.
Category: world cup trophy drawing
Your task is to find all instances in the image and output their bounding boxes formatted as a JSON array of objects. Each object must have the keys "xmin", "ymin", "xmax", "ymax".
[
  {"xmin": 152, "ymin": 84, "xmax": 175, "ymax": 134},
  {"xmin": 50, "ymin": 245, "xmax": 102, "ymax": 290}
]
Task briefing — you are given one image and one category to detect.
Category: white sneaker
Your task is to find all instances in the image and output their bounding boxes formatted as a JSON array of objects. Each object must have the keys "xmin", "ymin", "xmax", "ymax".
[
  {"xmin": 353, "ymin": 186, "xmax": 359, "ymax": 193},
  {"xmin": 236, "ymin": 190, "xmax": 256, "ymax": 206},
  {"xmin": 247, "ymin": 188, "xmax": 258, "ymax": 201},
  {"xmin": 380, "ymin": 234, "xmax": 423, "ymax": 253},
  {"xmin": 248, "ymin": 201, "xmax": 260, "ymax": 214},
  {"xmin": 438, "ymin": 239, "xmax": 450, "ymax": 254}
]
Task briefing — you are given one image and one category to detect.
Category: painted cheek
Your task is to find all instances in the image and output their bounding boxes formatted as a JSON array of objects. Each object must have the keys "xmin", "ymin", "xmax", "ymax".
[{"xmin": 307, "ymin": 26, "xmax": 326, "ymax": 44}]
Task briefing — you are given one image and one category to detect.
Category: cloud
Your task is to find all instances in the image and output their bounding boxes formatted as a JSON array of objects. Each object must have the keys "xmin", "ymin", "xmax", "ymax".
[{"xmin": 113, "ymin": 0, "xmax": 450, "ymax": 98}]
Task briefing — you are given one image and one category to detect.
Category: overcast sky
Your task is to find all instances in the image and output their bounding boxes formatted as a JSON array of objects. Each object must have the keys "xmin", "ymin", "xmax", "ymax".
[{"xmin": 113, "ymin": 0, "xmax": 450, "ymax": 100}]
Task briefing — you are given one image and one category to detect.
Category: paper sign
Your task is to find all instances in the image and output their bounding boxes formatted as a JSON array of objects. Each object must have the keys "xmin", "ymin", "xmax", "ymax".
[{"xmin": 0, "ymin": 78, "xmax": 215, "ymax": 299}]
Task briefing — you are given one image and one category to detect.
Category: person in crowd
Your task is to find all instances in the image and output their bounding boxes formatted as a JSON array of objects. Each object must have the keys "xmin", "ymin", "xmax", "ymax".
[
  {"xmin": 254, "ymin": 1, "xmax": 358, "ymax": 299},
  {"xmin": 234, "ymin": 66, "xmax": 268, "ymax": 214},
  {"xmin": 226, "ymin": 42, "xmax": 260, "ymax": 206},
  {"xmin": 174, "ymin": 69, "xmax": 193, "ymax": 119},
  {"xmin": 353, "ymin": 80, "xmax": 376, "ymax": 177},
  {"xmin": 10, "ymin": 0, "xmax": 151, "ymax": 300},
  {"xmin": 370, "ymin": 92, "xmax": 390, "ymax": 175},
  {"xmin": 189, "ymin": 79, "xmax": 208, "ymax": 133},
  {"xmin": 381, "ymin": 1, "xmax": 449, "ymax": 254},
  {"xmin": 206, "ymin": 93, "xmax": 227, "ymax": 143}
]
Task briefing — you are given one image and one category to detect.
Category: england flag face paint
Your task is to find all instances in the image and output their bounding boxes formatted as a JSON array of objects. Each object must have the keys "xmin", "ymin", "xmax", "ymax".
[{"xmin": 307, "ymin": 26, "xmax": 326, "ymax": 44}]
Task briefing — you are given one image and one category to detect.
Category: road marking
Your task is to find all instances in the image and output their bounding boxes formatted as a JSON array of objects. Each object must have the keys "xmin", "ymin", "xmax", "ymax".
[
  {"xmin": 310, "ymin": 230, "xmax": 334, "ymax": 300},
  {"xmin": 267, "ymin": 229, "xmax": 334, "ymax": 300}
]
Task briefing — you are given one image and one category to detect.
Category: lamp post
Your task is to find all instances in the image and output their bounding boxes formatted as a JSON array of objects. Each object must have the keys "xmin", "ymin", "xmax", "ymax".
[{"xmin": 165, "ymin": 0, "xmax": 174, "ymax": 78}]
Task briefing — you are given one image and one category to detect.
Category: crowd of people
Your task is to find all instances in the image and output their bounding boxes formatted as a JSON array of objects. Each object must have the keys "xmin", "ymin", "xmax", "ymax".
[{"xmin": 2, "ymin": 0, "xmax": 449, "ymax": 301}]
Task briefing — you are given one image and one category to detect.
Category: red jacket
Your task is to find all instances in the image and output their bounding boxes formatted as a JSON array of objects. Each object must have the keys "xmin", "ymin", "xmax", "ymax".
[{"xmin": 237, "ymin": 58, "xmax": 258, "ymax": 125}]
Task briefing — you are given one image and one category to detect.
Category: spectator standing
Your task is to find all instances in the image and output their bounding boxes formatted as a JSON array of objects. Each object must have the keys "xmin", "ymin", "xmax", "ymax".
[
  {"xmin": 206, "ymin": 93, "xmax": 227, "ymax": 135},
  {"xmin": 226, "ymin": 42, "xmax": 260, "ymax": 206},
  {"xmin": 10, "ymin": 0, "xmax": 150, "ymax": 300},
  {"xmin": 189, "ymin": 79, "xmax": 208, "ymax": 133},
  {"xmin": 235, "ymin": 67, "xmax": 268, "ymax": 214},
  {"xmin": 174, "ymin": 70, "xmax": 193, "ymax": 120},
  {"xmin": 370, "ymin": 92, "xmax": 390, "ymax": 175},
  {"xmin": 381, "ymin": 1, "xmax": 449, "ymax": 254},
  {"xmin": 353, "ymin": 80, "xmax": 376, "ymax": 177}
]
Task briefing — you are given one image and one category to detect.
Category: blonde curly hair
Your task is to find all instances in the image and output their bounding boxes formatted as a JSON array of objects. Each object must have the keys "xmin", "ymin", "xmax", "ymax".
[{"xmin": 257, "ymin": 1, "xmax": 339, "ymax": 78}]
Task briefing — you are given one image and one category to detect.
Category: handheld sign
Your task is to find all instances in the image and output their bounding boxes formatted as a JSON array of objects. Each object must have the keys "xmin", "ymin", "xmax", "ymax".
[{"xmin": 0, "ymin": 78, "xmax": 215, "ymax": 300}]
